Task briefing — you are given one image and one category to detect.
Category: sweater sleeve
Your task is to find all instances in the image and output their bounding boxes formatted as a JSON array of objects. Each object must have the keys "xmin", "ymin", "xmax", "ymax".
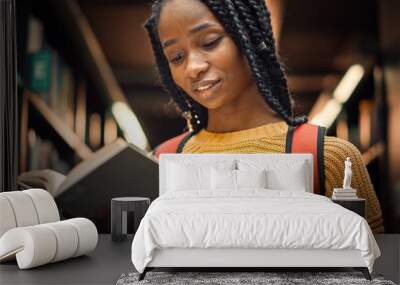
[{"xmin": 323, "ymin": 136, "xmax": 384, "ymax": 233}]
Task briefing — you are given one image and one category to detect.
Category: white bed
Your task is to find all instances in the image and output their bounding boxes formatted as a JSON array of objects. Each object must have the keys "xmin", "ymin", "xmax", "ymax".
[{"xmin": 131, "ymin": 154, "xmax": 380, "ymax": 280}]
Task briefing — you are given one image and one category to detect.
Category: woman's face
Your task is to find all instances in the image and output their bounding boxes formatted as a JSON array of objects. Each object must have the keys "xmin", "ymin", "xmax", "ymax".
[{"xmin": 158, "ymin": 0, "xmax": 255, "ymax": 110}]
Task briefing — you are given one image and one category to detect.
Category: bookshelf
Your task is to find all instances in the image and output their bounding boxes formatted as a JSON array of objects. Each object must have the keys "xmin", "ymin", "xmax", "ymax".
[
  {"xmin": 17, "ymin": 0, "xmax": 129, "ymax": 174},
  {"xmin": 27, "ymin": 91, "xmax": 93, "ymax": 160}
]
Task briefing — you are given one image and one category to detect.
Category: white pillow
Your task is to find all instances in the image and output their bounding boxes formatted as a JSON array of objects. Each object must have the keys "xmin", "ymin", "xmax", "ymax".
[
  {"xmin": 236, "ymin": 169, "xmax": 267, "ymax": 188},
  {"xmin": 211, "ymin": 168, "xmax": 236, "ymax": 190},
  {"xmin": 211, "ymin": 169, "xmax": 268, "ymax": 190},
  {"xmin": 167, "ymin": 162, "xmax": 211, "ymax": 191},
  {"xmin": 266, "ymin": 162, "xmax": 307, "ymax": 191},
  {"xmin": 166, "ymin": 159, "xmax": 237, "ymax": 192}
]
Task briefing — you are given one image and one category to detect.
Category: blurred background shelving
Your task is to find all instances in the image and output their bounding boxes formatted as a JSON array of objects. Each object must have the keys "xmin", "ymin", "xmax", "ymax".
[{"xmin": 16, "ymin": 0, "xmax": 179, "ymax": 175}]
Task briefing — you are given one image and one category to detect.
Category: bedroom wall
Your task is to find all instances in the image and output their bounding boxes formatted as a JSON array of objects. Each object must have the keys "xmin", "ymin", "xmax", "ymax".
[{"xmin": 14, "ymin": 0, "xmax": 400, "ymax": 232}]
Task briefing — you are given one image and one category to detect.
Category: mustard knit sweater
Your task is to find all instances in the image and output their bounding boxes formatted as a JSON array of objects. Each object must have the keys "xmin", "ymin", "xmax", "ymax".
[{"xmin": 181, "ymin": 121, "xmax": 384, "ymax": 233}]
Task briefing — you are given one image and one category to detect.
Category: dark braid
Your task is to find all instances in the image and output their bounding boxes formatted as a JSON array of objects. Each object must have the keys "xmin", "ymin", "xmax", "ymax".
[
  {"xmin": 228, "ymin": 1, "xmax": 278, "ymax": 111},
  {"xmin": 246, "ymin": 0, "xmax": 295, "ymax": 118},
  {"xmin": 144, "ymin": 0, "xmax": 307, "ymax": 133},
  {"xmin": 204, "ymin": 0, "xmax": 301, "ymax": 124},
  {"xmin": 234, "ymin": 0, "xmax": 307, "ymax": 125}
]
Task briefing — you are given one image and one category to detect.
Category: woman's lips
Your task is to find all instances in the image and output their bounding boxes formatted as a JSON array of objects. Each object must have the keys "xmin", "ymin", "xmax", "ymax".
[{"xmin": 193, "ymin": 79, "xmax": 222, "ymax": 98}]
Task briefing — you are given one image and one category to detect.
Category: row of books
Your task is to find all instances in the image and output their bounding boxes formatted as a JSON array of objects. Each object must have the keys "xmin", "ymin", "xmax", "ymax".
[
  {"xmin": 27, "ymin": 128, "xmax": 70, "ymax": 174},
  {"xmin": 26, "ymin": 107, "xmax": 119, "ymax": 175},
  {"xmin": 26, "ymin": 16, "xmax": 76, "ymax": 130},
  {"xmin": 23, "ymin": 16, "xmax": 84, "ymax": 173},
  {"xmin": 22, "ymin": 12, "xmax": 122, "ymax": 173}
]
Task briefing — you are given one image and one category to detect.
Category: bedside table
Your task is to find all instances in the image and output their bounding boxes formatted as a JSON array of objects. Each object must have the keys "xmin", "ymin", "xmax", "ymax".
[
  {"xmin": 111, "ymin": 197, "xmax": 150, "ymax": 242},
  {"xmin": 332, "ymin": 198, "xmax": 365, "ymax": 218}
]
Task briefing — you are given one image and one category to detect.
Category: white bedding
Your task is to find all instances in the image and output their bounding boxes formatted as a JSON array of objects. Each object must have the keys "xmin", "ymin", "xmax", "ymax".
[{"xmin": 131, "ymin": 189, "xmax": 380, "ymax": 273}]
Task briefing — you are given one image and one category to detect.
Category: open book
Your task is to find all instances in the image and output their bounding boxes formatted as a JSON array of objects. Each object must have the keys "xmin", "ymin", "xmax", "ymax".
[
  {"xmin": 18, "ymin": 169, "xmax": 67, "ymax": 196},
  {"xmin": 18, "ymin": 138, "xmax": 159, "ymax": 233}
]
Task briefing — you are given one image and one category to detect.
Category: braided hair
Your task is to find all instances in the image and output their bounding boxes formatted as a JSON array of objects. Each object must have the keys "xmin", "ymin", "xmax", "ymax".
[{"xmin": 144, "ymin": 0, "xmax": 307, "ymax": 133}]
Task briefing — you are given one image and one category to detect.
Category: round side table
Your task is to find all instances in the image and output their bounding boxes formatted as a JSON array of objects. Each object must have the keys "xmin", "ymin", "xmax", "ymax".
[{"xmin": 111, "ymin": 197, "xmax": 150, "ymax": 242}]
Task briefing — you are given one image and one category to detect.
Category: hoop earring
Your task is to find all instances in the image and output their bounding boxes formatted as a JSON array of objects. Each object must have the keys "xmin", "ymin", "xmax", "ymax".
[{"xmin": 182, "ymin": 111, "xmax": 194, "ymax": 132}]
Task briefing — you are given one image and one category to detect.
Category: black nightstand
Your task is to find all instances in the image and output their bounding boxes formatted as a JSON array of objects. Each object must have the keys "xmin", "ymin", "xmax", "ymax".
[
  {"xmin": 111, "ymin": 197, "xmax": 150, "ymax": 242},
  {"xmin": 332, "ymin": 198, "xmax": 365, "ymax": 218}
]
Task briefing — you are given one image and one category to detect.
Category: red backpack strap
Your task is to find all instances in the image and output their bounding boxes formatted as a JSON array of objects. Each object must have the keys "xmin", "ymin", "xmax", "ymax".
[
  {"xmin": 153, "ymin": 131, "xmax": 195, "ymax": 159},
  {"xmin": 285, "ymin": 123, "xmax": 326, "ymax": 195}
]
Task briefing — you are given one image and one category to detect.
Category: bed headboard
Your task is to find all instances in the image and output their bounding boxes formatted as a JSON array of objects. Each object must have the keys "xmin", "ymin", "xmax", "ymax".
[{"xmin": 159, "ymin": 153, "xmax": 313, "ymax": 195}]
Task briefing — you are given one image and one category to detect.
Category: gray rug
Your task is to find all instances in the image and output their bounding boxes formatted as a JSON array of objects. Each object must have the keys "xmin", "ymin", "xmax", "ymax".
[{"xmin": 116, "ymin": 271, "xmax": 396, "ymax": 285}]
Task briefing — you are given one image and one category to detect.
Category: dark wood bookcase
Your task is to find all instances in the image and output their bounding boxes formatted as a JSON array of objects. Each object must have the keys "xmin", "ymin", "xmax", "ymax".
[{"xmin": 16, "ymin": 0, "xmax": 127, "ymax": 175}]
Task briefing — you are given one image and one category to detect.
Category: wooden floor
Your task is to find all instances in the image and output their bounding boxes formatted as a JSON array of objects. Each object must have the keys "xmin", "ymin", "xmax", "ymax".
[{"xmin": 0, "ymin": 234, "xmax": 398, "ymax": 285}]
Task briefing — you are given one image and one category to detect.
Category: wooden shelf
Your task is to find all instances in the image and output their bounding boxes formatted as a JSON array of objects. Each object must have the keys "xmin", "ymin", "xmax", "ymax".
[{"xmin": 27, "ymin": 90, "xmax": 93, "ymax": 160}]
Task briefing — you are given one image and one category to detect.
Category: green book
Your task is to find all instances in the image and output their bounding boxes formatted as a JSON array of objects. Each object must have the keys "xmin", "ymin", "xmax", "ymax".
[{"xmin": 28, "ymin": 48, "xmax": 52, "ymax": 95}]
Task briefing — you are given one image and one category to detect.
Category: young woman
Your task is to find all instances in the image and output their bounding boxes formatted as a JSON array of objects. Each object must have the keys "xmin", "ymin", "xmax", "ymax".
[{"xmin": 144, "ymin": 0, "xmax": 384, "ymax": 233}]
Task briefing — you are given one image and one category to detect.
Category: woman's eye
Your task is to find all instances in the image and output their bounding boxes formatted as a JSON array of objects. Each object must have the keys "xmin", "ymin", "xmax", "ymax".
[
  {"xmin": 202, "ymin": 36, "xmax": 223, "ymax": 49},
  {"xmin": 168, "ymin": 36, "xmax": 223, "ymax": 64},
  {"xmin": 170, "ymin": 53, "xmax": 184, "ymax": 64}
]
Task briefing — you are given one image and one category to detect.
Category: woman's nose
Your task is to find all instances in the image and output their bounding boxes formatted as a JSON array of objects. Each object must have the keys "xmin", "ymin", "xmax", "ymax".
[{"xmin": 185, "ymin": 52, "xmax": 209, "ymax": 79}]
